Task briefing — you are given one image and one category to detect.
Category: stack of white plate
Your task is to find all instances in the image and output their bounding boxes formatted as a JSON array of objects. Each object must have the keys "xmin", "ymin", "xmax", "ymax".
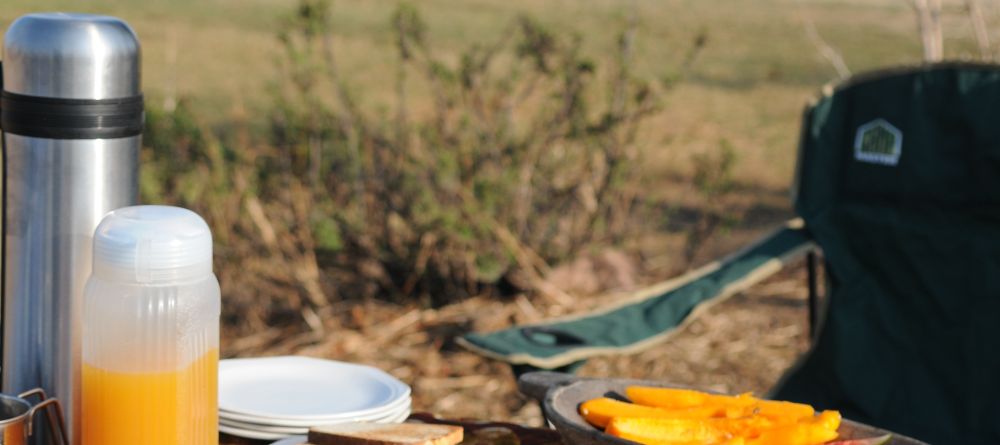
[{"xmin": 219, "ymin": 356, "xmax": 412, "ymax": 441}]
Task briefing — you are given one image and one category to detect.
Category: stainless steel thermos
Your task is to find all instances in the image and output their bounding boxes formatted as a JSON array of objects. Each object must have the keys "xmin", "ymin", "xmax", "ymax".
[{"xmin": 1, "ymin": 13, "xmax": 142, "ymax": 444}]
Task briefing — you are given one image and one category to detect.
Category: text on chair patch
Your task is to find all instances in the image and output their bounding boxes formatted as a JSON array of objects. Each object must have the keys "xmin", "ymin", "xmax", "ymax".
[{"xmin": 854, "ymin": 119, "xmax": 902, "ymax": 166}]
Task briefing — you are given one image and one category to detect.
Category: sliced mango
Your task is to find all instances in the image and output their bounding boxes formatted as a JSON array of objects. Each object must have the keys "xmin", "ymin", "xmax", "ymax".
[
  {"xmin": 626, "ymin": 387, "xmax": 715, "ymax": 409},
  {"xmin": 605, "ymin": 417, "xmax": 734, "ymax": 444},
  {"xmin": 746, "ymin": 411, "xmax": 839, "ymax": 445},
  {"xmin": 627, "ymin": 387, "xmax": 757, "ymax": 410},
  {"xmin": 754, "ymin": 399, "xmax": 815, "ymax": 421},
  {"xmin": 589, "ymin": 386, "xmax": 840, "ymax": 445},
  {"xmin": 579, "ymin": 397, "xmax": 721, "ymax": 428},
  {"xmin": 626, "ymin": 386, "xmax": 815, "ymax": 422},
  {"xmin": 713, "ymin": 416, "xmax": 783, "ymax": 438},
  {"xmin": 616, "ymin": 437, "xmax": 746, "ymax": 445},
  {"xmin": 815, "ymin": 410, "xmax": 842, "ymax": 432},
  {"xmin": 746, "ymin": 423, "xmax": 838, "ymax": 445}
]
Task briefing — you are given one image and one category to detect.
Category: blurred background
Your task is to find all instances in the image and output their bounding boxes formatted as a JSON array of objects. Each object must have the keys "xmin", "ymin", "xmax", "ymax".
[{"xmin": 2, "ymin": 0, "xmax": 996, "ymax": 423}]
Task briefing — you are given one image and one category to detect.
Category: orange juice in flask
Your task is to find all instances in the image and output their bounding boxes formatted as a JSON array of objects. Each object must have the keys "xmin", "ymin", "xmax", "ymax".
[{"xmin": 82, "ymin": 206, "xmax": 221, "ymax": 444}]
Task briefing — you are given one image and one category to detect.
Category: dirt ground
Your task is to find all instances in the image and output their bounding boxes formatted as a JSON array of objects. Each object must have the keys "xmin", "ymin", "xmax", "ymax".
[{"xmin": 222, "ymin": 244, "xmax": 817, "ymax": 426}]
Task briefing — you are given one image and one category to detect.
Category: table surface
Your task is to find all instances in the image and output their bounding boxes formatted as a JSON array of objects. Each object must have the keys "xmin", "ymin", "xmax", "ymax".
[{"xmin": 219, "ymin": 413, "xmax": 564, "ymax": 445}]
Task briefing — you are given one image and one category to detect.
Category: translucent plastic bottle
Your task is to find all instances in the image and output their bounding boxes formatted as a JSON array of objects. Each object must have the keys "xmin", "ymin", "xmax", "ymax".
[{"xmin": 82, "ymin": 205, "xmax": 220, "ymax": 445}]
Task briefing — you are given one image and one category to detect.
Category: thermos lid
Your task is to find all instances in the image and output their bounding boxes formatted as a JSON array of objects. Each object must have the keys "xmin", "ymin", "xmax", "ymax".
[
  {"xmin": 2, "ymin": 12, "xmax": 140, "ymax": 99},
  {"xmin": 93, "ymin": 206, "xmax": 213, "ymax": 284}
]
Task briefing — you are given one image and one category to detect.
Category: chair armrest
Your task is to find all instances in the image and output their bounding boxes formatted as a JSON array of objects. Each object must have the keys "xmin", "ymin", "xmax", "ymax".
[{"xmin": 458, "ymin": 219, "xmax": 815, "ymax": 370}]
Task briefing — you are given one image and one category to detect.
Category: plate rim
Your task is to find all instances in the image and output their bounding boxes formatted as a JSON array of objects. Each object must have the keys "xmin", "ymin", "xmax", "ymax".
[{"xmin": 219, "ymin": 423, "xmax": 289, "ymax": 441}]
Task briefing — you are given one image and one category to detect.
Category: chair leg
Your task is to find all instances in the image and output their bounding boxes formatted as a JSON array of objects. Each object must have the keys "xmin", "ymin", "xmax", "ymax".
[{"xmin": 807, "ymin": 250, "xmax": 819, "ymax": 341}]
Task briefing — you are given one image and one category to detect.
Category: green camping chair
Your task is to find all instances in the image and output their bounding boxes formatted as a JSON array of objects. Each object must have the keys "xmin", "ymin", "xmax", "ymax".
[{"xmin": 459, "ymin": 63, "xmax": 1000, "ymax": 444}]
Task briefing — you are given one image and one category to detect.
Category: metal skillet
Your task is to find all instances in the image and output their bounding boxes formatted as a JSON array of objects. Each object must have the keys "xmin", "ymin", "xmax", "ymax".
[{"xmin": 517, "ymin": 372, "xmax": 928, "ymax": 445}]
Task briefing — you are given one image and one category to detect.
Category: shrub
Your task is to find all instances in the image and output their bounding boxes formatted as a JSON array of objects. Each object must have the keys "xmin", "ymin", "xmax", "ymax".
[{"xmin": 143, "ymin": 0, "xmax": 662, "ymax": 334}]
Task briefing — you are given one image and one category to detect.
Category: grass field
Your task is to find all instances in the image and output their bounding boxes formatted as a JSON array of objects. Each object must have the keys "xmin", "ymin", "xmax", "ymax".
[{"xmin": 4, "ymin": 0, "xmax": 993, "ymax": 190}]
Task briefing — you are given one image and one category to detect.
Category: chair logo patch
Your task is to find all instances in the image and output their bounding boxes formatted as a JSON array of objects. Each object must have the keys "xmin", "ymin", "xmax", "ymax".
[{"xmin": 854, "ymin": 119, "xmax": 902, "ymax": 166}]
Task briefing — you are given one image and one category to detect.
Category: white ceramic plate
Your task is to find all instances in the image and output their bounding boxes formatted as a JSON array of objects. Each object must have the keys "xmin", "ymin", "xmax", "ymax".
[
  {"xmin": 219, "ymin": 395, "xmax": 411, "ymax": 426},
  {"xmin": 269, "ymin": 437, "xmax": 306, "ymax": 445},
  {"xmin": 308, "ymin": 408, "xmax": 410, "ymax": 430},
  {"xmin": 219, "ymin": 424, "xmax": 291, "ymax": 441},
  {"xmin": 221, "ymin": 398, "xmax": 411, "ymax": 430},
  {"xmin": 220, "ymin": 418, "xmax": 307, "ymax": 435},
  {"xmin": 222, "ymin": 409, "xmax": 411, "ymax": 441},
  {"xmin": 219, "ymin": 356, "xmax": 410, "ymax": 421}
]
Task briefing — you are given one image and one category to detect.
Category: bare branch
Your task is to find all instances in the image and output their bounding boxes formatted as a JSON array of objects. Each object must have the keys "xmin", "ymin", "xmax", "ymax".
[
  {"xmin": 909, "ymin": 0, "xmax": 944, "ymax": 61},
  {"xmin": 796, "ymin": 0, "xmax": 851, "ymax": 79},
  {"xmin": 966, "ymin": 0, "xmax": 993, "ymax": 60},
  {"xmin": 611, "ymin": 1, "xmax": 639, "ymax": 117},
  {"xmin": 929, "ymin": 0, "xmax": 943, "ymax": 60}
]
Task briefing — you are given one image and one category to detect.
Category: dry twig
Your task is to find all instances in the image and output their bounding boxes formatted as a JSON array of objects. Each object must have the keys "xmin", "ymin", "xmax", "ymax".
[
  {"xmin": 966, "ymin": 0, "xmax": 993, "ymax": 60},
  {"xmin": 796, "ymin": 0, "xmax": 851, "ymax": 79},
  {"xmin": 909, "ymin": 0, "xmax": 944, "ymax": 61}
]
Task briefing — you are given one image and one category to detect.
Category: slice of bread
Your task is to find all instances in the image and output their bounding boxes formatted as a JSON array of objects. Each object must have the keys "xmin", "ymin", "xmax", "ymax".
[{"xmin": 308, "ymin": 423, "xmax": 463, "ymax": 445}]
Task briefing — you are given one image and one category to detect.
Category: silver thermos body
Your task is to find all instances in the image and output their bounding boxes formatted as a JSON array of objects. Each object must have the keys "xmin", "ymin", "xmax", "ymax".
[{"xmin": 1, "ymin": 13, "xmax": 142, "ymax": 444}]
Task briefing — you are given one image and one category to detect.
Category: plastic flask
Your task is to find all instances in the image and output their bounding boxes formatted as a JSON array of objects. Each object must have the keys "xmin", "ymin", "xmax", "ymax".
[{"xmin": 81, "ymin": 206, "xmax": 220, "ymax": 445}]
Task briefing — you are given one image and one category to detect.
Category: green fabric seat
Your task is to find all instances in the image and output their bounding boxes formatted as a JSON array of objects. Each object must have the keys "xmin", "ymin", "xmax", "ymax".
[{"xmin": 460, "ymin": 63, "xmax": 1000, "ymax": 444}]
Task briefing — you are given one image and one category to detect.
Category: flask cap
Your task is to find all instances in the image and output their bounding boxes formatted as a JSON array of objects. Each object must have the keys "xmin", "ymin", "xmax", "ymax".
[
  {"xmin": 2, "ymin": 13, "xmax": 144, "ymax": 139},
  {"xmin": 93, "ymin": 205, "xmax": 213, "ymax": 284},
  {"xmin": 3, "ymin": 12, "xmax": 141, "ymax": 99}
]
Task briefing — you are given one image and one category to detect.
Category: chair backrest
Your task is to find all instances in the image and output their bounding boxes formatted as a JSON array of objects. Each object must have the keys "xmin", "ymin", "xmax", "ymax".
[{"xmin": 774, "ymin": 63, "xmax": 1000, "ymax": 444}]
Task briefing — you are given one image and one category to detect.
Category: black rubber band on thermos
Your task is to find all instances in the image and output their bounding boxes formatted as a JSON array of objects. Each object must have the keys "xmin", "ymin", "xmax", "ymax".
[{"xmin": 0, "ymin": 90, "xmax": 144, "ymax": 139}]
